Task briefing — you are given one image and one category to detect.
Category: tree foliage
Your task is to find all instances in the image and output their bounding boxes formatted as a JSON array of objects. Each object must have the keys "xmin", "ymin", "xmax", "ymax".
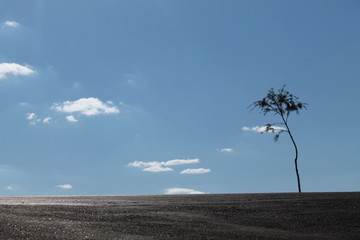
[
  {"xmin": 250, "ymin": 85, "xmax": 307, "ymax": 141},
  {"xmin": 250, "ymin": 85, "xmax": 308, "ymax": 193}
]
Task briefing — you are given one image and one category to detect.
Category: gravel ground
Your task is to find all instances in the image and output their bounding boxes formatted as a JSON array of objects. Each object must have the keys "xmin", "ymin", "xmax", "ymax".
[{"xmin": 0, "ymin": 192, "xmax": 359, "ymax": 239}]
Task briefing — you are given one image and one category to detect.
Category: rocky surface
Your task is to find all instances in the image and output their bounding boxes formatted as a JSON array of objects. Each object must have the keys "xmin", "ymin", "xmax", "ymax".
[{"xmin": 0, "ymin": 192, "xmax": 359, "ymax": 239}]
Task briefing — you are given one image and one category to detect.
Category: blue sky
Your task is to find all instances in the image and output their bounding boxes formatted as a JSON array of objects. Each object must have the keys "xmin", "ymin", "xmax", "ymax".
[{"xmin": 0, "ymin": 0, "xmax": 359, "ymax": 196}]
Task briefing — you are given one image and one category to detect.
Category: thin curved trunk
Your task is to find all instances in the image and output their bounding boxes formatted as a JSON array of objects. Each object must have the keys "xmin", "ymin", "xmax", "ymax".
[
  {"xmin": 286, "ymin": 126, "xmax": 302, "ymax": 193},
  {"xmin": 281, "ymin": 116, "xmax": 302, "ymax": 193}
]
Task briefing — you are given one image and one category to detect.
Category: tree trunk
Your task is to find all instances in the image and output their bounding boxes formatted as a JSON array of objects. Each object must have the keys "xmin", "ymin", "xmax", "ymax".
[
  {"xmin": 281, "ymin": 116, "xmax": 302, "ymax": 193},
  {"xmin": 287, "ymin": 128, "xmax": 302, "ymax": 193}
]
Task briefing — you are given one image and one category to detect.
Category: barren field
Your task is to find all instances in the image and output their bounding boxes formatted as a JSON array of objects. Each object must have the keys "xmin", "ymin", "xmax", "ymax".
[{"xmin": 0, "ymin": 192, "xmax": 359, "ymax": 239}]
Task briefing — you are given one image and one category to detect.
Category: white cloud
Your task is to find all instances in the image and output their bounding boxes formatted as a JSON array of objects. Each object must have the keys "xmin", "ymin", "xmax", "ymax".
[
  {"xmin": 242, "ymin": 126, "xmax": 286, "ymax": 133},
  {"xmin": 5, "ymin": 184, "xmax": 21, "ymax": 191},
  {"xmin": 2, "ymin": 21, "xmax": 19, "ymax": 27},
  {"xmin": 56, "ymin": 184, "xmax": 73, "ymax": 189},
  {"xmin": 43, "ymin": 117, "xmax": 52, "ymax": 124},
  {"xmin": 128, "ymin": 161, "xmax": 174, "ymax": 172},
  {"xmin": 52, "ymin": 97, "xmax": 119, "ymax": 116},
  {"xmin": 163, "ymin": 159, "xmax": 200, "ymax": 166},
  {"xmin": 66, "ymin": 115, "xmax": 78, "ymax": 122},
  {"xmin": 128, "ymin": 161, "xmax": 157, "ymax": 168},
  {"xmin": 164, "ymin": 188, "xmax": 204, "ymax": 195},
  {"xmin": 26, "ymin": 113, "xmax": 51, "ymax": 125},
  {"xmin": 20, "ymin": 102, "xmax": 29, "ymax": 106},
  {"xmin": 143, "ymin": 166, "xmax": 173, "ymax": 172},
  {"xmin": 26, "ymin": 113, "xmax": 41, "ymax": 125},
  {"xmin": 0, "ymin": 63, "xmax": 35, "ymax": 79},
  {"xmin": 26, "ymin": 113, "xmax": 37, "ymax": 120},
  {"xmin": 218, "ymin": 148, "xmax": 234, "ymax": 153},
  {"xmin": 5, "ymin": 184, "xmax": 17, "ymax": 190},
  {"xmin": 180, "ymin": 168, "xmax": 211, "ymax": 174},
  {"xmin": 128, "ymin": 159, "xmax": 200, "ymax": 173}
]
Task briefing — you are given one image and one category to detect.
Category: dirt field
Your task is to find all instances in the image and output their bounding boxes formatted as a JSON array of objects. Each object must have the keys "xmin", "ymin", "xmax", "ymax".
[{"xmin": 0, "ymin": 192, "xmax": 359, "ymax": 239}]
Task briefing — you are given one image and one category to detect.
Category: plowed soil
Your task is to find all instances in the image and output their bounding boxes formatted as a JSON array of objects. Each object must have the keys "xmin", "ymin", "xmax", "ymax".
[{"xmin": 0, "ymin": 192, "xmax": 359, "ymax": 239}]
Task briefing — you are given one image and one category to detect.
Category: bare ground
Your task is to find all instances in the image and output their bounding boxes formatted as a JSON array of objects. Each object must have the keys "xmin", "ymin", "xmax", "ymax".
[{"xmin": 0, "ymin": 192, "xmax": 359, "ymax": 239}]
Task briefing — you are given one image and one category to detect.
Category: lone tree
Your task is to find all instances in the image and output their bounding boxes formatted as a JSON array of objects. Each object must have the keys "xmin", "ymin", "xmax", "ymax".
[{"xmin": 250, "ymin": 85, "xmax": 307, "ymax": 193}]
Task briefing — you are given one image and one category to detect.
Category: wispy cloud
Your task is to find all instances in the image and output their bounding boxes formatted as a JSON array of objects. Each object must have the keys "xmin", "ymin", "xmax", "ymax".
[
  {"xmin": 66, "ymin": 115, "xmax": 78, "ymax": 122},
  {"xmin": 180, "ymin": 168, "xmax": 211, "ymax": 174},
  {"xmin": 26, "ymin": 113, "xmax": 41, "ymax": 125},
  {"xmin": 144, "ymin": 166, "xmax": 174, "ymax": 172},
  {"xmin": 5, "ymin": 184, "xmax": 19, "ymax": 190},
  {"xmin": 128, "ymin": 161, "xmax": 158, "ymax": 168},
  {"xmin": 164, "ymin": 188, "xmax": 204, "ymax": 195},
  {"xmin": 128, "ymin": 159, "xmax": 200, "ymax": 172},
  {"xmin": 123, "ymin": 73, "xmax": 142, "ymax": 86},
  {"xmin": 2, "ymin": 21, "xmax": 20, "ymax": 27},
  {"xmin": 26, "ymin": 113, "xmax": 52, "ymax": 125},
  {"xmin": 19, "ymin": 102, "xmax": 29, "ymax": 106},
  {"xmin": 56, "ymin": 184, "xmax": 73, "ymax": 189},
  {"xmin": 218, "ymin": 148, "xmax": 234, "ymax": 153},
  {"xmin": 128, "ymin": 161, "xmax": 173, "ymax": 172},
  {"xmin": 0, "ymin": 165, "xmax": 19, "ymax": 175},
  {"xmin": 52, "ymin": 97, "xmax": 119, "ymax": 116},
  {"xmin": 26, "ymin": 113, "xmax": 37, "ymax": 121},
  {"xmin": 163, "ymin": 159, "xmax": 200, "ymax": 166},
  {"xmin": 43, "ymin": 117, "xmax": 52, "ymax": 124},
  {"xmin": 0, "ymin": 63, "xmax": 35, "ymax": 79},
  {"xmin": 242, "ymin": 126, "xmax": 286, "ymax": 133}
]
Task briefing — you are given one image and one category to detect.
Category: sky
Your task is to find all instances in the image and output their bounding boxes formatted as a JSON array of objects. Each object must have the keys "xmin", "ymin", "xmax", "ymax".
[{"xmin": 0, "ymin": 0, "xmax": 359, "ymax": 196}]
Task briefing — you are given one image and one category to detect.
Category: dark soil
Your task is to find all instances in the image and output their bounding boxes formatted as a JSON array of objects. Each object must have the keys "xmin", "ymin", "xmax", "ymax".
[{"xmin": 0, "ymin": 192, "xmax": 359, "ymax": 239}]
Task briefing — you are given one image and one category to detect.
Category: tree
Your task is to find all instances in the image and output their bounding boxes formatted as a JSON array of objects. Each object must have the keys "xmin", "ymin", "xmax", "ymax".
[{"xmin": 250, "ymin": 85, "xmax": 308, "ymax": 193}]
